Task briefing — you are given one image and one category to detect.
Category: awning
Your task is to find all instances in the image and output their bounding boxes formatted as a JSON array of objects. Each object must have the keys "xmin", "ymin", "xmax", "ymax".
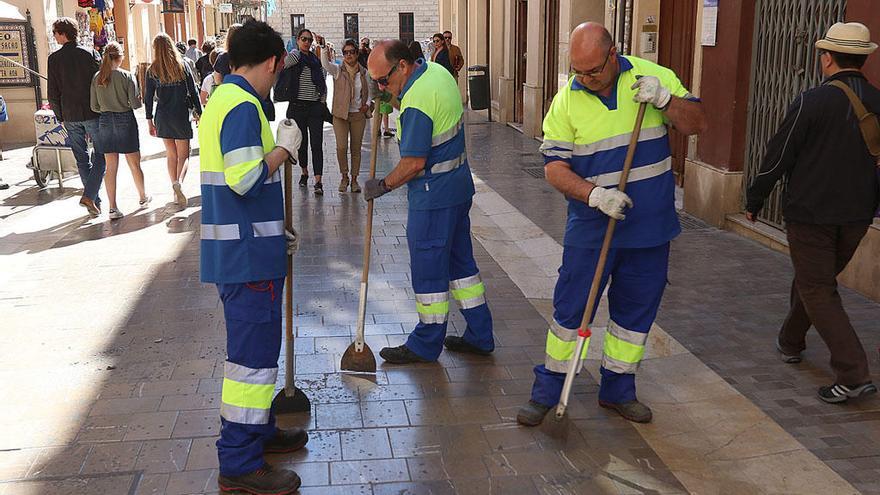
[{"xmin": 0, "ymin": 1, "xmax": 25, "ymax": 21}]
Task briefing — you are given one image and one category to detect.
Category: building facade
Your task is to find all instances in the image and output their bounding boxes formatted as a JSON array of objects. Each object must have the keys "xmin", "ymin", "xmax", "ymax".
[
  {"xmin": 268, "ymin": 0, "xmax": 439, "ymax": 48},
  {"xmin": 440, "ymin": 0, "xmax": 880, "ymax": 302}
]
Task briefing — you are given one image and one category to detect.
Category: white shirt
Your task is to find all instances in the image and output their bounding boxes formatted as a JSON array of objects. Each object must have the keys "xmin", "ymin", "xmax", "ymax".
[
  {"xmin": 201, "ymin": 74, "xmax": 215, "ymax": 95},
  {"xmin": 320, "ymin": 48, "xmax": 364, "ymax": 113}
]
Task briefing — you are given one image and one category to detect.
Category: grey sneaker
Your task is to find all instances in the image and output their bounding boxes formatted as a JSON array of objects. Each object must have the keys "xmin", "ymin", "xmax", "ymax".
[
  {"xmin": 776, "ymin": 336, "xmax": 802, "ymax": 364},
  {"xmin": 599, "ymin": 400, "xmax": 653, "ymax": 423},
  {"xmin": 516, "ymin": 400, "xmax": 552, "ymax": 426},
  {"xmin": 108, "ymin": 208, "xmax": 123, "ymax": 220},
  {"xmin": 138, "ymin": 195, "xmax": 152, "ymax": 208}
]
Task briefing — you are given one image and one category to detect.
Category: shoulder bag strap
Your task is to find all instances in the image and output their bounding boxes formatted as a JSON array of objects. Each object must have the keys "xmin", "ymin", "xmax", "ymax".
[{"xmin": 828, "ymin": 80, "xmax": 880, "ymax": 158}]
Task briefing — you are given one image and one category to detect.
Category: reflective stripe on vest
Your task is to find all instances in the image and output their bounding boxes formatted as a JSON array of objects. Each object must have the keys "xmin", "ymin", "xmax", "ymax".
[
  {"xmin": 220, "ymin": 361, "xmax": 277, "ymax": 425},
  {"xmin": 200, "ymin": 220, "xmax": 284, "ymax": 240},
  {"xmin": 601, "ymin": 319, "xmax": 648, "ymax": 374},
  {"xmin": 587, "ymin": 156, "xmax": 672, "ymax": 188},
  {"xmin": 450, "ymin": 273, "xmax": 486, "ymax": 309},
  {"xmin": 544, "ymin": 320, "xmax": 588, "ymax": 374}
]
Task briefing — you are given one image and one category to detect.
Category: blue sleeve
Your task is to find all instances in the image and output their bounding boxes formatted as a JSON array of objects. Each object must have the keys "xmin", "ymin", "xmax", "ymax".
[
  {"xmin": 220, "ymin": 101, "xmax": 269, "ymax": 198},
  {"xmin": 398, "ymin": 108, "xmax": 433, "ymax": 158}
]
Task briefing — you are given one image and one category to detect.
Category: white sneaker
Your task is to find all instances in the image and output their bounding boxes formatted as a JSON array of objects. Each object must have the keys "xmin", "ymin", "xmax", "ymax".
[
  {"xmin": 108, "ymin": 208, "xmax": 124, "ymax": 220},
  {"xmin": 139, "ymin": 195, "xmax": 152, "ymax": 208}
]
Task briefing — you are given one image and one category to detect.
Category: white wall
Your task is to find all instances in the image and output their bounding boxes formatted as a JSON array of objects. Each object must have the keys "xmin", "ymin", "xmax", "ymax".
[{"xmin": 269, "ymin": 0, "xmax": 439, "ymax": 46}]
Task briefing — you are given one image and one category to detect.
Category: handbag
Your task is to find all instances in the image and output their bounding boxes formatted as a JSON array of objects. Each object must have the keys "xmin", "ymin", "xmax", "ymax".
[
  {"xmin": 273, "ymin": 66, "xmax": 295, "ymax": 102},
  {"xmin": 828, "ymin": 80, "xmax": 880, "ymax": 159}
]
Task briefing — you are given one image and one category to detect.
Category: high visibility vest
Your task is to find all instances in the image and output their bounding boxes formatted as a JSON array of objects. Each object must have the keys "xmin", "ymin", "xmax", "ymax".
[
  {"xmin": 398, "ymin": 61, "xmax": 475, "ymax": 211},
  {"xmin": 540, "ymin": 55, "xmax": 692, "ymax": 249},
  {"xmin": 199, "ymin": 82, "xmax": 285, "ymax": 284}
]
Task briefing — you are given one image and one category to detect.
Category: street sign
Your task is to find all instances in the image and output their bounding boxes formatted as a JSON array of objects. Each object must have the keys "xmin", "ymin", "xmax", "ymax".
[
  {"xmin": 219, "ymin": 3, "xmax": 233, "ymax": 13},
  {"xmin": 0, "ymin": 22, "xmax": 34, "ymax": 87}
]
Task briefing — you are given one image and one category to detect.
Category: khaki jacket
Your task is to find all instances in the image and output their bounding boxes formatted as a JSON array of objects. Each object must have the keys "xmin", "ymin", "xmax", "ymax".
[{"xmin": 321, "ymin": 48, "xmax": 370, "ymax": 120}]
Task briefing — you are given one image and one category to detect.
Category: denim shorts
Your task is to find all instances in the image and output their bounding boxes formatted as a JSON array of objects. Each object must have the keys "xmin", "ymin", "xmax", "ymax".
[{"xmin": 98, "ymin": 110, "xmax": 140, "ymax": 154}]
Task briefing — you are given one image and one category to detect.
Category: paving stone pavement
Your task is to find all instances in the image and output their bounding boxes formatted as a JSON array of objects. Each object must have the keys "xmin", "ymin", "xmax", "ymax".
[
  {"xmin": 463, "ymin": 114, "xmax": 880, "ymax": 495},
  {"xmin": 0, "ymin": 108, "xmax": 687, "ymax": 494}
]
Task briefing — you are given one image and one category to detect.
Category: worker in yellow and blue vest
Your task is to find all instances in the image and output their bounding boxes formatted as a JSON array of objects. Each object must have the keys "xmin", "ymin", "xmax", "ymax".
[
  {"xmin": 199, "ymin": 20, "xmax": 308, "ymax": 494},
  {"xmin": 517, "ymin": 22, "xmax": 707, "ymax": 426},
  {"xmin": 363, "ymin": 40, "xmax": 494, "ymax": 364}
]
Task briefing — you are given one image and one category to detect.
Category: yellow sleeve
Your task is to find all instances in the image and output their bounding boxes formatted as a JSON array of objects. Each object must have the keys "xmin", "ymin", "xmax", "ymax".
[{"xmin": 539, "ymin": 86, "xmax": 576, "ymax": 163}]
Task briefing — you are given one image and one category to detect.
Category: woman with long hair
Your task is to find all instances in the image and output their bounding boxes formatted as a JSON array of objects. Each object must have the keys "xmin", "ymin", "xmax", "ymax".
[
  {"xmin": 430, "ymin": 33, "xmax": 454, "ymax": 74},
  {"xmin": 320, "ymin": 38, "xmax": 371, "ymax": 193},
  {"xmin": 409, "ymin": 40, "xmax": 425, "ymax": 61},
  {"xmin": 145, "ymin": 32, "xmax": 202, "ymax": 208},
  {"xmin": 90, "ymin": 41, "xmax": 150, "ymax": 219},
  {"xmin": 283, "ymin": 28, "xmax": 328, "ymax": 195}
]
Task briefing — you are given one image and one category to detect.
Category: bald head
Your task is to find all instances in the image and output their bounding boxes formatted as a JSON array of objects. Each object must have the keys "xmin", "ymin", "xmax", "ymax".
[
  {"xmin": 571, "ymin": 22, "xmax": 613, "ymax": 57},
  {"xmin": 367, "ymin": 39, "xmax": 417, "ymax": 97}
]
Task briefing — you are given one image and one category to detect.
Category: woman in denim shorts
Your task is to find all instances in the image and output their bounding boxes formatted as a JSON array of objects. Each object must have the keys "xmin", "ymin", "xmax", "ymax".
[{"xmin": 90, "ymin": 42, "xmax": 150, "ymax": 219}]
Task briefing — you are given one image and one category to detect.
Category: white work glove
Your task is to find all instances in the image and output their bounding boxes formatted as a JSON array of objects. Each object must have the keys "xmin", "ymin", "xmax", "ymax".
[
  {"xmin": 631, "ymin": 75, "xmax": 671, "ymax": 110},
  {"xmin": 275, "ymin": 119, "xmax": 302, "ymax": 158},
  {"xmin": 588, "ymin": 186, "xmax": 633, "ymax": 220},
  {"xmin": 285, "ymin": 228, "xmax": 299, "ymax": 255}
]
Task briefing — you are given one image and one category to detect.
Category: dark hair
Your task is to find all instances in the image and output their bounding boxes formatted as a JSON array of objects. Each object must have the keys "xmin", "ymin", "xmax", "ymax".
[
  {"xmin": 342, "ymin": 39, "xmax": 358, "ymax": 51},
  {"xmin": 409, "ymin": 41, "xmax": 424, "ymax": 60},
  {"xmin": 297, "ymin": 28, "xmax": 312, "ymax": 39},
  {"xmin": 443, "ymin": 30, "xmax": 452, "ymax": 36},
  {"xmin": 432, "ymin": 33, "xmax": 444, "ymax": 42},
  {"xmin": 188, "ymin": 38, "xmax": 197, "ymax": 46},
  {"xmin": 384, "ymin": 40, "xmax": 415, "ymax": 65},
  {"xmin": 202, "ymin": 40, "xmax": 215, "ymax": 53},
  {"xmin": 52, "ymin": 18, "xmax": 78, "ymax": 41},
  {"xmin": 827, "ymin": 50, "xmax": 868, "ymax": 69},
  {"xmin": 230, "ymin": 20, "xmax": 286, "ymax": 69},
  {"xmin": 176, "ymin": 42, "xmax": 186, "ymax": 55}
]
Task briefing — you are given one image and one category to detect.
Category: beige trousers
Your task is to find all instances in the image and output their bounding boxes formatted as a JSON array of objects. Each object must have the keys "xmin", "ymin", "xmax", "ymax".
[{"xmin": 333, "ymin": 112, "xmax": 367, "ymax": 178}]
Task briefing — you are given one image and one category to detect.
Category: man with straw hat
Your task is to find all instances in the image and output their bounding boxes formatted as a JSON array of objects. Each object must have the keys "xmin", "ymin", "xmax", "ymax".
[{"xmin": 747, "ymin": 22, "xmax": 880, "ymax": 404}]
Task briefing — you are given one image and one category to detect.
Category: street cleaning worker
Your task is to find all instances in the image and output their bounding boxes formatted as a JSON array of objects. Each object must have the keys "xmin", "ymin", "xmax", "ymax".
[
  {"xmin": 363, "ymin": 40, "xmax": 494, "ymax": 364},
  {"xmin": 516, "ymin": 22, "xmax": 706, "ymax": 426},
  {"xmin": 199, "ymin": 20, "xmax": 307, "ymax": 494}
]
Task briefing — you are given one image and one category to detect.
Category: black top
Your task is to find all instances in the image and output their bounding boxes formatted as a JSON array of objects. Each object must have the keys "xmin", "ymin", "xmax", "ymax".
[
  {"xmin": 746, "ymin": 71, "xmax": 880, "ymax": 225},
  {"xmin": 433, "ymin": 48, "xmax": 454, "ymax": 75},
  {"xmin": 47, "ymin": 42, "xmax": 101, "ymax": 122},
  {"xmin": 195, "ymin": 52, "xmax": 214, "ymax": 81}
]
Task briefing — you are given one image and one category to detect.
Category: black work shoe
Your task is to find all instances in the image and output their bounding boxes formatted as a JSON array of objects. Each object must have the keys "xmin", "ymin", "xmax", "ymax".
[
  {"xmin": 444, "ymin": 336, "xmax": 492, "ymax": 356},
  {"xmin": 263, "ymin": 427, "xmax": 309, "ymax": 454},
  {"xmin": 379, "ymin": 345, "xmax": 430, "ymax": 364},
  {"xmin": 218, "ymin": 464, "xmax": 301, "ymax": 494},
  {"xmin": 314, "ymin": 182, "xmax": 323, "ymax": 196},
  {"xmin": 776, "ymin": 336, "xmax": 802, "ymax": 364},
  {"xmin": 298, "ymin": 174, "xmax": 308, "ymax": 187},
  {"xmin": 818, "ymin": 382, "xmax": 877, "ymax": 404},
  {"xmin": 599, "ymin": 400, "xmax": 653, "ymax": 423},
  {"xmin": 516, "ymin": 400, "xmax": 552, "ymax": 426}
]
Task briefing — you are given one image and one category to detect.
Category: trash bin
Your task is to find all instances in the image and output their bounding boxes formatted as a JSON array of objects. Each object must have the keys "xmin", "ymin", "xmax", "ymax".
[{"xmin": 468, "ymin": 65, "xmax": 489, "ymax": 111}]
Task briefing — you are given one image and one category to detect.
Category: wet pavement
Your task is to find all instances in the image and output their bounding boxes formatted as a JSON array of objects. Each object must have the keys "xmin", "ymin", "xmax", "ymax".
[{"xmin": 0, "ymin": 106, "xmax": 876, "ymax": 494}]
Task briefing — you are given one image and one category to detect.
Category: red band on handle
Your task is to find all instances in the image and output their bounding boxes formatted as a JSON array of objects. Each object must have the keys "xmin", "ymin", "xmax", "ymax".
[{"xmin": 578, "ymin": 326, "xmax": 591, "ymax": 338}]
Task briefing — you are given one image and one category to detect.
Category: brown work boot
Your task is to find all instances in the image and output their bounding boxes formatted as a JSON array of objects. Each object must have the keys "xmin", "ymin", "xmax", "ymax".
[
  {"xmin": 263, "ymin": 427, "xmax": 309, "ymax": 454},
  {"xmin": 516, "ymin": 400, "xmax": 552, "ymax": 426},
  {"xmin": 218, "ymin": 464, "xmax": 301, "ymax": 494},
  {"xmin": 339, "ymin": 175, "xmax": 350, "ymax": 192},
  {"xmin": 599, "ymin": 399, "xmax": 653, "ymax": 423}
]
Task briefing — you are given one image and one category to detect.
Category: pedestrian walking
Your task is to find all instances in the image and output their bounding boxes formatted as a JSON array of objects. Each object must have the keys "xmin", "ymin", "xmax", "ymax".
[
  {"xmin": 213, "ymin": 24, "xmax": 243, "ymax": 86},
  {"xmin": 283, "ymin": 28, "xmax": 328, "ymax": 195},
  {"xmin": 47, "ymin": 17, "xmax": 105, "ymax": 217},
  {"xmin": 443, "ymin": 31, "xmax": 464, "ymax": 80},
  {"xmin": 199, "ymin": 19, "xmax": 308, "ymax": 494},
  {"xmin": 364, "ymin": 40, "xmax": 494, "ymax": 364},
  {"xmin": 320, "ymin": 38, "xmax": 371, "ymax": 193},
  {"xmin": 358, "ymin": 37, "xmax": 371, "ymax": 68},
  {"xmin": 515, "ymin": 22, "xmax": 706, "ymax": 426},
  {"xmin": 90, "ymin": 41, "xmax": 150, "ymax": 219},
  {"xmin": 196, "ymin": 40, "xmax": 216, "ymax": 81},
  {"xmin": 185, "ymin": 38, "xmax": 201, "ymax": 63},
  {"xmin": 145, "ymin": 32, "xmax": 202, "ymax": 209},
  {"xmin": 430, "ymin": 33, "xmax": 454, "ymax": 75},
  {"xmin": 200, "ymin": 50, "xmax": 220, "ymax": 106},
  {"xmin": 746, "ymin": 22, "xmax": 880, "ymax": 404}
]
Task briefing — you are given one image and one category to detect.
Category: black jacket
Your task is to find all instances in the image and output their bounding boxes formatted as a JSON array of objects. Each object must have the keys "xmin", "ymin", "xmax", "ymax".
[
  {"xmin": 47, "ymin": 42, "xmax": 101, "ymax": 122},
  {"xmin": 747, "ymin": 71, "xmax": 880, "ymax": 225}
]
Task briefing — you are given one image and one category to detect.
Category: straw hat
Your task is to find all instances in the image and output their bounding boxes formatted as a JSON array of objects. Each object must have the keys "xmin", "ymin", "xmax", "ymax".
[{"xmin": 815, "ymin": 22, "xmax": 877, "ymax": 55}]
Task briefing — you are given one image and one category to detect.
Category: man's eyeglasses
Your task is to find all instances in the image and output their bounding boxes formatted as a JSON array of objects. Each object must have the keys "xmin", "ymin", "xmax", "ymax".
[
  {"xmin": 570, "ymin": 46, "xmax": 613, "ymax": 78},
  {"xmin": 443, "ymin": 36, "xmax": 452, "ymax": 40},
  {"xmin": 372, "ymin": 64, "xmax": 398, "ymax": 86},
  {"xmin": 300, "ymin": 36, "xmax": 313, "ymax": 43},
  {"xmin": 343, "ymin": 49, "xmax": 357, "ymax": 55}
]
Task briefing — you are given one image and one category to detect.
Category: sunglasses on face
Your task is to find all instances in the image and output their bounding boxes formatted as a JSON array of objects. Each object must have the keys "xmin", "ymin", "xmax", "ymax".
[
  {"xmin": 372, "ymin": 64, "xmax": 398, "ymax": 86},
  {"xmin": 433, "ymin": 39, "xmax": 442, "ymax": 43},
  {"xmin": 444, "ymin": 36, "xmax": 452, "ymax": 40},
  {"xmin": 343, "ymin": 49, "xmax": 357, "ymax": 55},
  {"xmin": 300, "ymin": 37, "xmax": 313, "ymax": 43}
]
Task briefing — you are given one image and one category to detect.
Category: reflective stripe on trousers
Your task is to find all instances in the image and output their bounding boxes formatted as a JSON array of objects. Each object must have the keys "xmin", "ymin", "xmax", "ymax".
[
  {"xmin": 201, "ymin": 220, "xmax": 285, "ymax": 240},
  {"xmin": 544, "ymin": 319, "xmax": 588, "ymax": 374},
  {"xmin": 450, "ymin": 273, "xmax": 486, "ymax": 309},
  {"xmin": 415, "ymin": 291, "xmax": 449, "ymax": 324},
  {"xmin": 601, "ymin": 319, "xmax": 648, "ymax": 374},
  {"xmin": 220, "ymin": 361, "xmax": 278, "ymax": 425}
]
